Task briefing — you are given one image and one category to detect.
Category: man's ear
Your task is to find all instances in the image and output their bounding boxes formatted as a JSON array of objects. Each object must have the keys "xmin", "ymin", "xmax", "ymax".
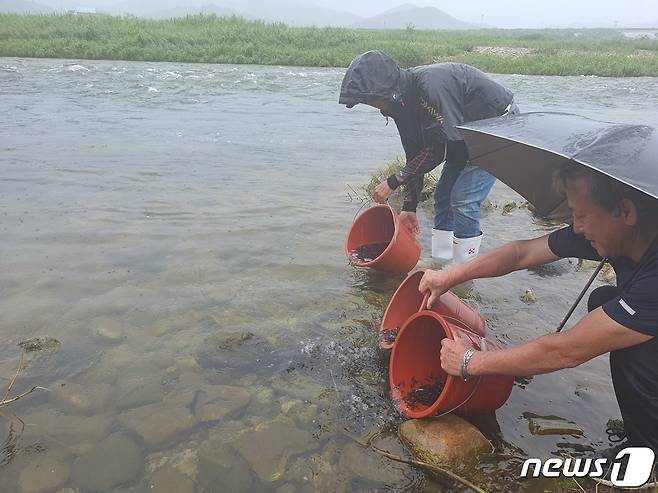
[{"xmin": 618, "ymin": 198, "xmax": 638, "ymax": 226}]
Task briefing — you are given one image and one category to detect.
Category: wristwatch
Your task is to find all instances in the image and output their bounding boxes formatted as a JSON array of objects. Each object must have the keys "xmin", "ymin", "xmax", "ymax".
[{"xmin": 461, "ymin": 348, "xmax": 477, "ymax": 381}]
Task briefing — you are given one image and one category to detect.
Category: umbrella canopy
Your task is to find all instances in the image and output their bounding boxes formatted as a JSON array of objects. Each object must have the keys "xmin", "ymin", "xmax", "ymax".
[{"xmin": 456, "ymin": 112, "xmax": 658, "ymax": 220}]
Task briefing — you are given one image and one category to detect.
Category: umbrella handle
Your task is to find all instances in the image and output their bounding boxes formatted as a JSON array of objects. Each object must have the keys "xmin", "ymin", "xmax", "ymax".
[{"xmin": 556, "ymin": 258, "xmax": 608, "ymax": 332}]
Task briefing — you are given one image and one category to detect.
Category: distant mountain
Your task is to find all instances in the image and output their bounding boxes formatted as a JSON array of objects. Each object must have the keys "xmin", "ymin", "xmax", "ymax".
[
  {"xmin": 238, "ymin": 0, "xmax": 361, "ymax": 27},
  {"xmin": 354, "ymin": 5, "xmax": 478, "ymax": 30},
  {"xmin": 0, "ymin": 0, "xmax": 52, "ymax": 13}
]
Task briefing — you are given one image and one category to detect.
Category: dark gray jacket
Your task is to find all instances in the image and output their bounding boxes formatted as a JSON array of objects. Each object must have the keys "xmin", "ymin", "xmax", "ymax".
[{"xmin": 339, "ymin": 51, "xmax": 514, "ymax": 211}]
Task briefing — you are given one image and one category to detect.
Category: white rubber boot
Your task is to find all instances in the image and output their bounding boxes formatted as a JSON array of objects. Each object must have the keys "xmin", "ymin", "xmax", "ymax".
[
  {"xmin": 453, "ymin": 233, "xmax": 483, "ymax": 265},
  {"xmin": 431, "ymin": 229, "xmax": 454, "ymax": 261}
]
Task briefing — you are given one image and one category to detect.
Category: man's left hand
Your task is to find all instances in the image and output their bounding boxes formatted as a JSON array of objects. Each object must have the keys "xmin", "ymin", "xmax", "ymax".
[
  {"xmin": 373, "ymin": 181, "xmax": 393, "ymax": 203},
  {"xmin": 440, "ymin": 338, "xmax": 476, "ymax": 377}
]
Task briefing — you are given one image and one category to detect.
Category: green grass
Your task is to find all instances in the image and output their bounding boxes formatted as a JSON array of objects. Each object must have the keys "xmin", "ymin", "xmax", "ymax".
[{"xmin": 1, "ymin": 14, "xmax": 657, "ymax": 76}]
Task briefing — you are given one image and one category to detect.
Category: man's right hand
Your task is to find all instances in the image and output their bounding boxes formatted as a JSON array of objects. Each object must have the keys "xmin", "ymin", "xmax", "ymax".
[{"xmin": 419, "ymin": 270, "xmax": 453, "ymax": 309}]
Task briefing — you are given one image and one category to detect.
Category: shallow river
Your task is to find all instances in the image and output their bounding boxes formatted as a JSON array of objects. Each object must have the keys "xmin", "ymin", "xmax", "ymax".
[{"xmin": 1, "ymin": 58, "xmax": 657, "ymax": 492}]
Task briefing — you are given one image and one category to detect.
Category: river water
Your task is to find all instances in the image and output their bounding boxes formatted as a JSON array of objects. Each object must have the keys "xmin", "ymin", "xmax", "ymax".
[{"xmin": 1, "ymin": 58, "xmax": 657, "ymax": 492}]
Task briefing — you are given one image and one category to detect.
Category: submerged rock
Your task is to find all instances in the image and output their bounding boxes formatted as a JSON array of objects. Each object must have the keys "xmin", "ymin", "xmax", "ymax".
[
  {"xmin": 198, "ymin": 438, "xmax": 253, "ymax": 493},
  {"xmin": 51, "ymin": 381, "xmax": 112, "ymax": 414},
  {"xmin": 270, "ymin": 373, "xmax": 325, "ymax": 401},
  {"xmin": 116, "ymin": 374, "xmax": 164, "ymax": 410},
  {"xmin": 196, "ymin": 331, "xmax": 278, "ymax": 375},
  {"xmin": 22, "ymin": 411, "xmax": 113, "ymax": 444},
  {"xmin": 528, "ymin": 417, "xmax": 584, "ymax": 436},
  {"xmin": 18, "ymin": 452, "xmax": 70, "ymax": 493},
  {"xmin": 118, "ymin": 390, "xmax": 198, "ymax": 449},
  {"xmin": 93, "ymin": 318, "xmax": 125, "ymax": 344},
  {"xmin": 338, "ymin": 443, "xmax": 407, "ymax": 484},
  {"xmin": 399, "ymin": 416, "xmax": 490, "ymax": 466},
  {"xmin": 192, "ymin": 385, "xmax": 251, "ymax": 422},
  {"xmin": 148, "ymin": 467, "xmax": 195, "ymax": 493},
  {"xmin": 71, "ymin": 432, "xmax": 143, "ymax": 491},
  {"xmin": 232, "ymin": 416, "xmax": 317, "ymax": 482}
]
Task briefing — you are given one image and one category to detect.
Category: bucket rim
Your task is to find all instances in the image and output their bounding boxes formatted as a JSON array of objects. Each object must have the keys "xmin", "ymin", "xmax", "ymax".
[
  {"xmin": 345, "ymin": 204, "xmax": 401, "ymax": 268},
  {"xmin": 390, "ymin": 310, "xmax": 476, "ymax": 419},
  {"xmin": 379, "ymin": 268, "xmax": 427, "ymax": 350}
]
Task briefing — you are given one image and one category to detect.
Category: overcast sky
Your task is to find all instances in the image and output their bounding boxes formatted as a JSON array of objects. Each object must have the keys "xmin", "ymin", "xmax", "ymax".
[
  {"xmin": 45, "ymin": 0, "xmax": 658, "ymax": 28},
  {"xmin": 316, "ymin": 0, "xmax": 658, "ymax": 28}
]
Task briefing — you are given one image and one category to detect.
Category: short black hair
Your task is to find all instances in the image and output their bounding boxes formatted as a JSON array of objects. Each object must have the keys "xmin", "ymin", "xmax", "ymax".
[{"xmin": 555, "ymin": 162, "xmax": 658, "ymax": 234}]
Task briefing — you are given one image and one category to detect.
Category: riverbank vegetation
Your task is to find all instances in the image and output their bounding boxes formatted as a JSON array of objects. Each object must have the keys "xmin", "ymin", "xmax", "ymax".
[{"xmin": 1, "ymin": 14, "xmax": 657, "ymax": 76}]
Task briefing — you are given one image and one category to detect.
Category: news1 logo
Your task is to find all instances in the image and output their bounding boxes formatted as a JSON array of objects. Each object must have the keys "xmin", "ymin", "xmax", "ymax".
[{"xmin": 520, "ymin": 447, "xmax": 656, "ymax": 488}]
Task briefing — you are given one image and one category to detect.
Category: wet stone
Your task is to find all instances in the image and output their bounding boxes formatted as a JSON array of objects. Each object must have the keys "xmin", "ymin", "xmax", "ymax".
[
  {"xmin": 148, "ymin": 467, "xmax": 194, "ymax": 493},
  {"xmin": 287, "ymin": 449, "xmax": 347, "ymax": 493},
  {"xmin": 22, "ymin": 411, "xmax": 113, "ymax": 444},
  {"xmin": 528, "ymin": 418, "xmax": 584, "ymax": 436},
  {"xmin": 196, "ymin": 331, "xmax": 277, "ymax": 375},
  {"xmin": 18, "ymin": 452, "xmax": 70, "ymax": 493},
  {"xmin": 270, "ymin": 374, "xmax": 325, "ymax": 401},
  {"xmin": 198, "ymin": 436, "xmax": 253, "ymax": 493},
  {"xmin": 232, "ymin": 415, "xmax": 317, "ymax": 482},
  {"xmin": 145, "ymin": 443, "xmax": 199, "ymax": 481},
  {"xmin": 192, "ymin": 384, "xmax": 251, "ymax": 422},
  {"xmin": 116, "ymin": 374, "xmax": 164, "ymax": 410},
  {"xmin": 51, "ymin": 381, "xmax": 112, "ymax": 414},
  {"xmin": 339, "ymin": 442, "xmax": 407, "ymax": 484},
  {"xmin": 281, "ymin": 399, "xmax": 318, "ymax": 427},
  {"xmin": 399, "ymin": 415, "xmax": 490, "ymax": 466},
  {"xmin": 94, "ymin": 318, "xmax": 125, "ymax": 344},
  {"xmin": 118, "ymin": 389, "xmax": 198, "ymax": 449},
  {"xmin": 71, "ymin": 432, "xmax": 143, "ymax": 491}
]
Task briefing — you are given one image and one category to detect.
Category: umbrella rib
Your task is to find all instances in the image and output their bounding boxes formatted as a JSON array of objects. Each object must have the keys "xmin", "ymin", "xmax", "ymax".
[{"xmin": 469, "ymin": 141, "xmax": 519, "ymax": 162}]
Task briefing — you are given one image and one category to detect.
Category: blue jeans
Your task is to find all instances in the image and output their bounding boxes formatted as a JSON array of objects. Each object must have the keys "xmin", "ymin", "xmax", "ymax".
[{"xmin": 433, "ymin": 160, "xmax": 496, "ymax": 239}]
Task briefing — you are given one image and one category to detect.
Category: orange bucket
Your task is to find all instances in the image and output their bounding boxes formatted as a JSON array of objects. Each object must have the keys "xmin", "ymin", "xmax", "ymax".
[
  {"xmin": 389, "ymin": 310, "xmax": 513, "ymax": 418},
  {"xmin": 345, "ymin": 205, "xmax": 420, "ymax": 274},
  {"xmin": 379, "ymin": 269, "xmax": 487, "ymax": 350}
]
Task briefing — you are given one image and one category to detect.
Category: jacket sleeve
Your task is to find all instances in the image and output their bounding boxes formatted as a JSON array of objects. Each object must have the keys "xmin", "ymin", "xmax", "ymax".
[{"xmin": 386, "ymin": 144, "xmax": 445, "ymax": 212}]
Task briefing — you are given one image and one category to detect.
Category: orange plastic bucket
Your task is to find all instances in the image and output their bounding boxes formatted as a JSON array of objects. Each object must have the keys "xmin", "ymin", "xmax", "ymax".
[
  {"xmin": 379, "ymin": 269, "xmax": 487, "ymax": 350},
  {"xmin": 389, "ymin": 310, "xmax": 513, "ymax": 418},
  {"xmin": 345, "ymin": 205, "xmax": 420, "ymax": 274}
]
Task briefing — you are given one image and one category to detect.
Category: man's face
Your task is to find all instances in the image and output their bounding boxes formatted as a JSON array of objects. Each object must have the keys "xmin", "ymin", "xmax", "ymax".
[{"xmin": 566, "ymin": 177, "xmax": 625, "ymax": 258}]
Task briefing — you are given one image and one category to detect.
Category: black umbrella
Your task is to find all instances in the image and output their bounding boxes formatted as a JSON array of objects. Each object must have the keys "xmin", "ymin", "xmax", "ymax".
[
  {"xmin": 457, "ymin": 112, "xmax": 658, "ymax": 221},
  {"xmin": 456, "ymin": 112, "xmax": 658, "ymax": 330}
]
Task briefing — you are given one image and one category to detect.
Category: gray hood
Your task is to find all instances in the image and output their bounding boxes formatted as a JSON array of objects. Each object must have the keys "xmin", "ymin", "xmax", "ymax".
[{"xmin": 338, "ymin": 51, "xmax": 403, "ymax": 108}]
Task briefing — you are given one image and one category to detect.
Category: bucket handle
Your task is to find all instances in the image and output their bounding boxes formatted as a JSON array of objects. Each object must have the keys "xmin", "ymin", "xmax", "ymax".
[
  {"xmin": 421, "ymin": 292, "xmax": 488, "ymax": 343},
  {"xmin": 417, "ymin": 292, "xmax": 488, "ymax": 416}
]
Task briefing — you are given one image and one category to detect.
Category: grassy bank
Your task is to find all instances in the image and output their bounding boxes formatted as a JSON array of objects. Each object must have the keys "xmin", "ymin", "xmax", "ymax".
[{"xmin": 1, "ymin": 14, "xmax": 657, "ymax": 76}]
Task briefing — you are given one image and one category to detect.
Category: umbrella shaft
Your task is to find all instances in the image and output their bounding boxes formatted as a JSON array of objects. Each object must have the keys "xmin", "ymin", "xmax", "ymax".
[{"xmin": 556, "ymin": 258, "xmax": 608, "ymax": 333}]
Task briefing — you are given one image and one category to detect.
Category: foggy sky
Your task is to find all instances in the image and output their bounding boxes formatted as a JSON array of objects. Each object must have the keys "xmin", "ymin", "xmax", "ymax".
[
  {"xmin": 43, "ymin": 0, "xmax": 658, "ymax": 28},
  {"xmin": 316, "ymin": 0, "xmax": 658, "ymax": 28}
]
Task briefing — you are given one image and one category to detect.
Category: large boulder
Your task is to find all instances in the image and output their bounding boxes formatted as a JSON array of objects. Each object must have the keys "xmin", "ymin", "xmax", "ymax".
[{"xmin": 399, "ymin": 415, "xmax": 490, "ymax": 466}]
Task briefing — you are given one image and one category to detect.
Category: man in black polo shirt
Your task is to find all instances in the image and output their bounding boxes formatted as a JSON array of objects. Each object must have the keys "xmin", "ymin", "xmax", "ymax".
[{"xmin": 419, "ymin": 162, "xmax": 658, "ymax": 453}]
